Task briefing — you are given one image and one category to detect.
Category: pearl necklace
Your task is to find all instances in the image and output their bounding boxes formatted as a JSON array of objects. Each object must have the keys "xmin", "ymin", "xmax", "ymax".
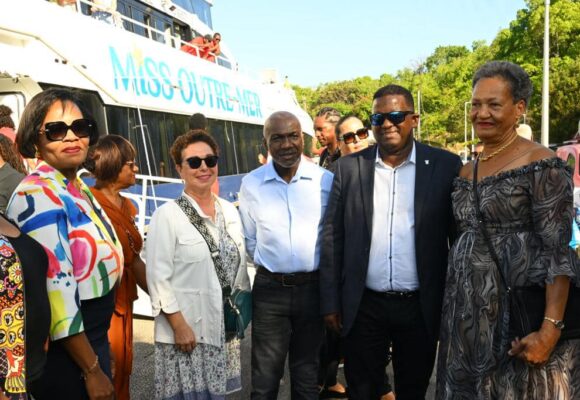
[{"xmin": 479, "ymin": 134, "xmax": 518, "ymax": 162}]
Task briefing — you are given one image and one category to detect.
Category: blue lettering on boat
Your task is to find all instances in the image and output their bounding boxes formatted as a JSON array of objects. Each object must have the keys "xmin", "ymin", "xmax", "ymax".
[{"xmin": 109, "ymin": 46, "xmax": 262, "ymax": 118}]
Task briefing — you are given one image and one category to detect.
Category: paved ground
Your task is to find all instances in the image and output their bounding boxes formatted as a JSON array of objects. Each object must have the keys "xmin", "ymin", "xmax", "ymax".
[{"xmin": 130, "ymin": 317, "xmax": 436, "ymax": 399}]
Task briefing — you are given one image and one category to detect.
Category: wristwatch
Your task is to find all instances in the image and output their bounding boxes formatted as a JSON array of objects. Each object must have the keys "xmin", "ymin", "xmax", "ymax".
[{"xmin": 544, "ymin": 316, "xmax": 565, "ymax": 330}]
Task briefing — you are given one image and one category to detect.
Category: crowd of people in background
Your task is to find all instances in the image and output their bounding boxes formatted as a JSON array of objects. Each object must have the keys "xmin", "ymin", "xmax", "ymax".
[
  {"xmin": 181, "ymin": 33, "xmax": 222, "ymax": 62},
  {"xmin": 50, "ymin": 0, "xmax": 223, "ymax": 63},
  {"xmin": 0, "ymin": 60, "xmax": 579, "ymax": 400}
]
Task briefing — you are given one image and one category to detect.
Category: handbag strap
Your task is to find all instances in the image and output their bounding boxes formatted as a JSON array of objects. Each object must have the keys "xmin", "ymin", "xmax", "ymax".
[
  {"xmin": 175, "ymin": 196, "xmax": 231, "ymax": 295},
  {"xmin": 472, "ymin": 159, "xmax": 512, "ymax": 294}
]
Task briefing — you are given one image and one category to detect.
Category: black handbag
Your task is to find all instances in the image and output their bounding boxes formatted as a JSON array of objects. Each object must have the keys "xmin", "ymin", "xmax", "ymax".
[
  {"xmin": 175, "ymin": 196, "xmax": 251, "ymax": 340},
  {"xmin": 472, "ymin": 159, "xmax": 580, "ymax": 340}
]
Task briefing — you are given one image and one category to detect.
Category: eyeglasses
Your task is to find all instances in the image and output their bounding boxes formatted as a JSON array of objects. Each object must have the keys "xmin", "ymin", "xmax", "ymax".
[
  {"xmin": 39, "ymin": 118, "xmax": 96, "ymax": 142},
  {"xmin": 184, "ymin": 155, "xmax": 219, "ymax": 169},
  {"xmin": 125, "ymin": 160, "xmax": 137, "ymax": 168},
  {"xmin": 338, "ymin": 128, "xmax": 369, "ymax": 144},
  {"xmin": 370, "ymin": 111, "xmax": 414, "ymax": 126}
]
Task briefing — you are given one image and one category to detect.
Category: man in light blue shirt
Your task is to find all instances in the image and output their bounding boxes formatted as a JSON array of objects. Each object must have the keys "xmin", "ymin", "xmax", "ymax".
[{"xmin": 239, "ymin": 111, "xmax": 333, "ymax": 400}]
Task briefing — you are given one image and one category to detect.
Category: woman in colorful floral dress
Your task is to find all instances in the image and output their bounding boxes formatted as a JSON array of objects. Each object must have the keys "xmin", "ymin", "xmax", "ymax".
[{"xmin": 7, "ymin": 88, "xmax": 123, "ymax": 400}]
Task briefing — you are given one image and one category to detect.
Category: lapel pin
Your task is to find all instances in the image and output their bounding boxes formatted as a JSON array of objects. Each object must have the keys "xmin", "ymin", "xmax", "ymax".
[{"xmin": 425, "ymin": 160, "xmax": 429, "ymax": 165}]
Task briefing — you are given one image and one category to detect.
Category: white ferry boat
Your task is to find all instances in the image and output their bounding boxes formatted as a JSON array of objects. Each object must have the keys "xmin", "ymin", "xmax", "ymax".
[
  {"xmin": 0, "ymin": 0, "xmax": 311, "ymax": 315},
  {"xmin": 0, "ymin": 0, "xmax": 313, "ymax": 212}
]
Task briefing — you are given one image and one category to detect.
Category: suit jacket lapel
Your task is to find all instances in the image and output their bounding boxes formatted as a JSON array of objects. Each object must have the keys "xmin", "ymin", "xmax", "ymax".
[
  {"xmin": 414, "ymin": 142, "xmax": 434, "ymax": 236},
  {"xmin": 359, "ymin": 146, "xmax": 376, "ymax": 238}
]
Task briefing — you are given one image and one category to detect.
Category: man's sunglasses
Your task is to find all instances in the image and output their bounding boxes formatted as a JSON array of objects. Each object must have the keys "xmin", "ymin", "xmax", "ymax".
[
  {"xmin": 184, "ymin": 155, "xmax": 219, "ymax": 169},
  {"xmin": 338, "ymin": 128, "xmax": 369, "ymax": 144},
  {"xmin": 370, "ymin": 111, "xmax": 414, "ymax": 126},
  {"xmin": 39, "ymin": 118, "xmax": 96, "ymax": 142}
]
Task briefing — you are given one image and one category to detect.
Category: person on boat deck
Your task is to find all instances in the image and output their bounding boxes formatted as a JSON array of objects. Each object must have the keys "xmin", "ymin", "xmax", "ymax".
[
  {"xmin": 314, "ymin": 107, "xmax": 341, "ymax": 170},
  {"xmin": 7, "ymin": 88, "xmax": 122, "ymax": 400},
  {"xmin": 204, "ymin": 33, "xmax": 222, "ymax": 63},
  {"xmin": 91, "ymin": 0, "xmax": 117, "ymax": 26},
  {"xmin": 181, "ymin": 35, "xmax": 211, "ymax": 58},
  {"xmin": 55, "ymin": 0, "xmax": 78, "ymax": 12},
  {"xmin": 85, "ymin": 135, "xmax": 148, "ymax": 400}
]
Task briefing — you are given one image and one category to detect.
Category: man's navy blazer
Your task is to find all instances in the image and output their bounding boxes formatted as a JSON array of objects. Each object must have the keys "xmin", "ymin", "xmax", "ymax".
[{"xmin": 319, "ymin": 142, "xmax": 463, "ymax": 340}]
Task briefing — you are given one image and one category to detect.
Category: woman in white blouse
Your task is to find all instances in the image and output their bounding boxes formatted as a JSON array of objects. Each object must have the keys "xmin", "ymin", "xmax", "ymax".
[{"xmin": 146, "ymin": 130, "xmax": 249, "ymax": 400}]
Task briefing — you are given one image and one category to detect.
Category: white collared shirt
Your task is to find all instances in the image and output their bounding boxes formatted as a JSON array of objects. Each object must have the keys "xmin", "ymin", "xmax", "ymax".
[
  {"xmin": 239, "ymin": 156, "xmax": 333, "ymax": 273},
  {"xmin": 366, "ymin": 143, "xmax": 419, "ymax": 291}
]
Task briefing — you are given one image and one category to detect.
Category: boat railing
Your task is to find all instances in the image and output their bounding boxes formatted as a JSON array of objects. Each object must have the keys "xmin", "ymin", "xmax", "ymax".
[
  {"xmin": 118, "ymin": 173, "xmax": 185, "ymax": 236},
  {"xmin": 72, "ymin": 0, "xmax": 232, "ymax": 69}
]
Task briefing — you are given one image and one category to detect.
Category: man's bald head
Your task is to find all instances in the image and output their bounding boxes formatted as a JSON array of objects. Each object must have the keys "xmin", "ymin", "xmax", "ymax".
[
  {"xmin": 263, "ymin": 111, "xmax": 303, "ymax": 169},
  {"xmin": 264, "ymin": 111, "xmax": 301, "ymax": 138}
]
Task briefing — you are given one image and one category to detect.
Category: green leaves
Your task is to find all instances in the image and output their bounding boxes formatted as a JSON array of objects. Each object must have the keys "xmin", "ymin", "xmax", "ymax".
[{"xmin": 294, "ymin": 0, "xmax": 580, "ymax": 147}]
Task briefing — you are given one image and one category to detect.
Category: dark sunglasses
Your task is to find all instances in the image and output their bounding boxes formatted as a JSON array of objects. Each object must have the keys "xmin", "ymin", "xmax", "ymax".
[
  {"xmin": 40, "ymin": 118, "xmax": 96, "ymax": 142},
  {"xmin": 184, "ymin": 155, "xmax": 219, "ymax": 169},
  {"xmin": 339, "ymin": 128, "xmax": 369, "ymax": 144},
  {"xmin": 370, "ymin": 111, "xmax": 414, "ymax": 126}
]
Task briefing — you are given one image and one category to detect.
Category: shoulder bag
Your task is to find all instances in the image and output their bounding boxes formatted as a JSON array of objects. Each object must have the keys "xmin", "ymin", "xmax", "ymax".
[
  {"xmin": 175, "ymin": 196, "xmax": 252, "ymax": 340},
  {"xmin": 472, "ymin": 159, "xmax": 580, "ymax": 340}
]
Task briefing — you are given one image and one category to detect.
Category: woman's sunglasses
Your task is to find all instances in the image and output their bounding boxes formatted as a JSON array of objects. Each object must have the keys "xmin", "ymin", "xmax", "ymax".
[
  {"xmin": 184, "ymin": 155, "xmax": 219, "ymax": 169},
  {"xmin": 39, "ymin": 118, "xmax": 96, "ymax": 142},
  {"xmin": 370, "ymin": 111, "xmax": 414, "ymax": 126},
  {"xmin": 338, "ymin": 128, "xmax": 369, "ymax": 144}
]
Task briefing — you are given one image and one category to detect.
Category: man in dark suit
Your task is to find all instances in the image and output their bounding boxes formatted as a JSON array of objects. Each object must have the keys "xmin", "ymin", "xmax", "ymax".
[{"xmin": 320, "ymin": 84, "xmax": 462, "ymax": 400}]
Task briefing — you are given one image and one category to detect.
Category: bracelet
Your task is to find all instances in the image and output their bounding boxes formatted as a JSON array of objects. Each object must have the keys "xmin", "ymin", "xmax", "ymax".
[
  {"xmin": 82, "ymin": 356, "xmax": 100, "ymax": 380},
  {"xmin": 543, "ymin": 316, "xmax": 565, "ymax": 330}
]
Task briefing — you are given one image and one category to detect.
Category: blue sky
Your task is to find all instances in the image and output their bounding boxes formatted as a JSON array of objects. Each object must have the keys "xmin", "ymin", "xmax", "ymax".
[{"xmin": 212, "ymin": 0, "xmax": 527, "ymax": 87}]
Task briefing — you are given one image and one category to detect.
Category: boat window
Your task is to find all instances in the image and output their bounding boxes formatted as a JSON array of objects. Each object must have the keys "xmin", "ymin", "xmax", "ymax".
[
  {"xmin": 0, "ymin": 92, "xmax": 26, "ymax": 131},
  {"xmin": 172, "ymin": 0, "xmax": 213, "ymax": 29},
  {"xmin": 116, "ymin": 2, "xmax": 130, "ymax": 30},
  {"xmin": 104, "ymin": 106, "xmax": 262, "ymax": 179},
  {"xmin": 230, "ymin": 121, "xmax": 262, "ymax": 174},
  {"xmin": 130, "ymin": 7, "xmax": 147, "ymax": 36},
  {"xmin": 173, "ymin": 22, "xmax": 188, "ymax": 42},
  {"xmin": 208, "ymin": 120, "xmax": 237, "ymax": 176},
  {"xmin": 191, "ymin": 0, "xmax": 212, "ymax": 29}
]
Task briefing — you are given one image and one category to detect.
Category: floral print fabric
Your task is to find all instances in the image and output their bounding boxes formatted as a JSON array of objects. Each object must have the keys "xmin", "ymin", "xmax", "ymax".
[
  {"xmin": 0, "ymin": 235, "xmax": 26, "ymax": 399},
  {"xmin": 7, "ymin": 162, "xmax": 122, "ymax": 340}
]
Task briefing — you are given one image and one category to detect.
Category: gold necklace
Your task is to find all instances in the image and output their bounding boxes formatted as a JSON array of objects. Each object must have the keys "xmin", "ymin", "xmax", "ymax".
[{"xmin": 479, "ymin": 134, "xmax": 518, "ymax": 162}]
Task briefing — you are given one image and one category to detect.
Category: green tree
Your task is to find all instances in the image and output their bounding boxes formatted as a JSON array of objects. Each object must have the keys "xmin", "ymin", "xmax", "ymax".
[{"xmin": 292, "ymin": 0, "xmax": 580, "ymax": 148}]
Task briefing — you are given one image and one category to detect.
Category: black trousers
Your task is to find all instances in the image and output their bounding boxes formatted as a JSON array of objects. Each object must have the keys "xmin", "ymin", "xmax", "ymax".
[
  {"xmin": 344, "ymin": 289, "xmax": 437, "ymax": 400},
  {"xmin": 318, "ymin": 327, "xmax": 341, "ymax": 387},
  {"xmin": 251, "ymin": 272, "xmax": 324, "ymax": 400}
]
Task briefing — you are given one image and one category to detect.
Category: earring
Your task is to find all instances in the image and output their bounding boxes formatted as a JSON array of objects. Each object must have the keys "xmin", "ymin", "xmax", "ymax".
[{"xmin": 34, "ymin": 146, "xmax": 40, "ymax": 159}]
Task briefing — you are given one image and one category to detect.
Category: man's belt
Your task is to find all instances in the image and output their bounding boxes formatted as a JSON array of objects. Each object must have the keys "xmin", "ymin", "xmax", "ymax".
[
  {"xmin": 256, "ymin": 265, "xmax": 319, "ymax": 287},
  {"xmin": 367, "ymin": 288, "xmax": 419, "ymax": 299}
]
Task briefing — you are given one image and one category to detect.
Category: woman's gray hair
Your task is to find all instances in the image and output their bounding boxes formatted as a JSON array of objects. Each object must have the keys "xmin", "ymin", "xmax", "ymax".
[{"xmin": 472, "ymin": 61, "xmax": 533, "ymax": 107}]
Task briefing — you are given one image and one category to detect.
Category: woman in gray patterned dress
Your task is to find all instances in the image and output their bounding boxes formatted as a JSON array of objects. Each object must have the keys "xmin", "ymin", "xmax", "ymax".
[
  {"xmin": 436, "ymin": 61, "xmax": 580, "ymax": 399},
  {"xmin": 146, "ymin": 130, "xmax": 250, "ymax": 400}
]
